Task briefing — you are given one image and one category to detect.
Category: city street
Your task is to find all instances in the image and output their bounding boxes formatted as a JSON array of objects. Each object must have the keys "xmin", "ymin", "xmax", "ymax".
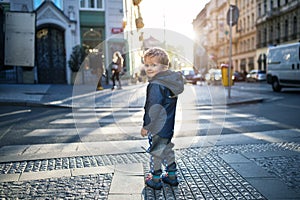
[
  {"xmin": 0, "ymin": 82, "xmax": 299, "ymax": 147},
  {"xmin": 0, "ymin": 82, "xmax": 299, "ymax": 199},
  {"xmin": 1, "ymin": 0, "xmax": 300, "ymax": 198}
]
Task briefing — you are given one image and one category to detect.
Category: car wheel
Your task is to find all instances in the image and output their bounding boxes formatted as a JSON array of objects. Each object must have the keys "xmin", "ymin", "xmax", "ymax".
[{"xmin": 272, "ymin": 77, "xmax": 282, "ymax": 92}]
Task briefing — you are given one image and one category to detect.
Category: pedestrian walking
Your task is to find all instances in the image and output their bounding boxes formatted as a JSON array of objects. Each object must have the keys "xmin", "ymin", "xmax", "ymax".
[
  {"xmin": 111, "ymin": 51, "xmax": 123, "ymax": 90},
  {"xmin": 140, "ymin": 47, "xmax": 184, "ymax": 190}
]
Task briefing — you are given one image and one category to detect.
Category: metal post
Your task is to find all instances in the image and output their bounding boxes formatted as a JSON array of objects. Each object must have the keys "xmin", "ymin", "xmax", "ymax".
[{"xmin": 228, "ymin": 5, "xmax": 232, "ymax": 98}]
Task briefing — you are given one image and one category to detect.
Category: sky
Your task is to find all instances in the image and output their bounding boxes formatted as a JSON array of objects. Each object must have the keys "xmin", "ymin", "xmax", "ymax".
[{"xmin": 139, "ymin": 0, "xmax": 210, "ymax": 39}]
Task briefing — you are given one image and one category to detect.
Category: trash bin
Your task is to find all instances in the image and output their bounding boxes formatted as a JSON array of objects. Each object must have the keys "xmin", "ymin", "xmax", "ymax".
[{"xmin": 221, "ymin": 64, "xmax": 234, "ymax": 86}]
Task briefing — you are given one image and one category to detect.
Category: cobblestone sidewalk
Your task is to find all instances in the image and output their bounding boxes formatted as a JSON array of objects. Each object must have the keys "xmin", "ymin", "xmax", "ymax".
[{"xmin": 0, "ymin": 142, "xmax": 299, "ymax": 199}]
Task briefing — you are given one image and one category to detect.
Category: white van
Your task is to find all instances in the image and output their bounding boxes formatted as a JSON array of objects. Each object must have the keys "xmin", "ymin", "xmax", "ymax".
[{"xmin": 266, "ymin": 42, "xmax": 300, "ymax": 92}]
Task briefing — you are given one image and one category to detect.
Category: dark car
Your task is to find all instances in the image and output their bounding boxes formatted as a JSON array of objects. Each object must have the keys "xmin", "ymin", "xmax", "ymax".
[
  {"xmin": 246, "ymin": 70, "xmax": 266, "ymax": 82},
  {"xmin": 181, "ymin": 68, "xmax": 204, "ymax": 85},
  {"xmin": 233, "ymin": 71, "xmax": 246, "ymax": 82}
]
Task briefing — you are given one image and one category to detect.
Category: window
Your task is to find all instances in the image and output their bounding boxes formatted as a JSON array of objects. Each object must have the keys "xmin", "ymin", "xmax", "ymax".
[
  {"xmin": 258, "ymin": 3, "xmax": 261, "ymax": 17},
  {"xmin": 263, "ymin": 28, "xmax": 267, "ymax": 46},
  {"xmin": 269, "ymin": 25, "xmax": 273, "ymax": 43},
  {"xmin": 271, "ymin": 0, "xmax": 274, "ymax": 9},
  {"xmin": 251, "ymin": 13, "xmax": 255, "ymax": 28},
  {"xmin": 247, "ymin": 16, "xmax": 250, "ymax": 31},
  {"xmin": 284, "ymin": 19, "xmax": 289, "ymax": 41},
  {"xmin": 276, "ymin": 23, "xmax": 281, "ymax": 43},
  {"xmin": 263, "ymin": 0, "xmax": 267, "ymax": 14},
  {"xmin": 258, "ymin": 30, "xmax": 261, "ymax": 47},
  {"xmin": 80, "ymin": 0, "xmax": 104, "ymax": 10},
  {"xmin": 277, "ymin": 0, "xmax": 280, "ymax": 7},
  {"xmin": 247, "ymin": 39, "xmax": 250, "ymax": 51},
  {"xmin": 293, "ymin": 16, "xmax": 297, "ymax": 39}
]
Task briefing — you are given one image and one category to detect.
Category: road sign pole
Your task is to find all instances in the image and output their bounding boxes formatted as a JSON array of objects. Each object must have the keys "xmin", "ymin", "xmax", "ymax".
[
  {"xmin": 228, "ymin": 6, "xmax": 232, "ymax": 99},
  {"xmin": 226, "ymin": 4, "xmax": 239, "ymax": 99}
]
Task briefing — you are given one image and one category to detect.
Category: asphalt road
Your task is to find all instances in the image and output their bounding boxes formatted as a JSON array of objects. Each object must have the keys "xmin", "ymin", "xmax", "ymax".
[{"xmin": 0, "ymin": 82, "xmax": 299, "ymax": 147}]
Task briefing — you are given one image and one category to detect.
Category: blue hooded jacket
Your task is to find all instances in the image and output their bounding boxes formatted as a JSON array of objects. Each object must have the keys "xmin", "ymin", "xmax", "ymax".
[{"xmin": 143, "ymin": 70, "xmax": 184, "ymax": 139}]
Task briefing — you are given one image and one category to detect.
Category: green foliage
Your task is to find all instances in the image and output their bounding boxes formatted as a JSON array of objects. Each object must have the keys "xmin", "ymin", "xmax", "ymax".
[{"xmin": 68, "ymin": 45, "xmax": 87, "ymax": 72}]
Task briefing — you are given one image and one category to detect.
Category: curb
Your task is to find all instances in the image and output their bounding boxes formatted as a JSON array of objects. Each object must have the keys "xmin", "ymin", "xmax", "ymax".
[
  {"xmin": 0, "ymin": 101, "xmax": 72, "ymax": 109},
  {"xmin": 226, "ymin": 97, "xmax": 264, "ymax": 106},
  {"xmin": 0, "ymin": 98, "xmax": 266, "ymax": 108}
]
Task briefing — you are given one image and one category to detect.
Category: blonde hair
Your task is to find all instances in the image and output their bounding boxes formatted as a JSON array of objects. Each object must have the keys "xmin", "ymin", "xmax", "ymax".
[
  {"xmin": 112, "ymin": 51, "xmax": 123, "ymax": 66},
  {"xmin": 143, "ymin": 47, "xmax": 169, "ymax": 66}
]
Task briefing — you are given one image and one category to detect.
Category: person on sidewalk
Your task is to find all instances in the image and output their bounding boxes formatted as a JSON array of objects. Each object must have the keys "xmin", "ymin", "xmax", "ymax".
[
  {"xmin": 140, "ymin": 47, "xmax": 184, "ymax": 190},
  {"xmin": 111, "ymin": 51, "xmax": 124, "ymax": 90}
]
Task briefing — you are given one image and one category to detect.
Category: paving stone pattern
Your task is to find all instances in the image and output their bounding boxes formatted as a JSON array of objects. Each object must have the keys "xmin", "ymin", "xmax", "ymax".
[
  {"xmin": 253, "ymin": 156, "xmax": 300, "ymax": 189},
  {"xmin": 0, "ymin": 174, "xmax": 112, "ymax": 199},
  {"xmin": 0, "ymin": 142, "xmax": 299, "ymax": 199}
]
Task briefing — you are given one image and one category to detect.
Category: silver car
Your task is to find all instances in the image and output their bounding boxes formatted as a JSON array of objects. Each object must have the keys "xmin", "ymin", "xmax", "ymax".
[
  {"xmin": 205, "ymin": 69, "xmax": 222, "ymax": 85},
  {"xmin": 246, "ymin": 70, "xmax": 266, "ymax": 82}
]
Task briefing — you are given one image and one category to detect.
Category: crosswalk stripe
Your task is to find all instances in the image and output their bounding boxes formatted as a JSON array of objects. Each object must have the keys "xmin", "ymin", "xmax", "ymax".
[
  {"xmin": 32, "ymin": 117, "xmax": 280, "ymax": 137},
  {"xmin": 52, "ymin": 112, "xmax": 256, "ymax": 124},
  {"xmin": 29, "ymin": 106, "xmax": 290, "ymax": 140}
]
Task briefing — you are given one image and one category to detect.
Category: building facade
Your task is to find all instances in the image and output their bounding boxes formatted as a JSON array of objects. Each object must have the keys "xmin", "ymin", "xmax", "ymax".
[
  {"xmin": 0, "ymin": 0, "xmax": 126, "ymax": 84},
  {"xmin": 193, "ymin": 0, "xmax": 300, "ymax": 75},
  {"xmin": 256, "ymin": 0, "xmax": 300, "ymax": 71},
  {"xmin": 234, "ymin": 0, "xmax": 257, "ymax": 73}
]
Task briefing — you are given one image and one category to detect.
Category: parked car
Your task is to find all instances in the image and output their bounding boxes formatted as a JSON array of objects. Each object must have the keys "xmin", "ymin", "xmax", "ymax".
[
  {"xmin": 205, "ymin": 69, "xmax": 222, "ymax": 85},
  {"xmin": 181, "ymin": 68, "xmax": 204, "ymax": 85},
  {"xmin": 246, "ymin": 70, "xmax": 266, "ymax": 82},
  {"xmin": 233, "ymin": 71, "xmax": 246, "ymax": 82}
]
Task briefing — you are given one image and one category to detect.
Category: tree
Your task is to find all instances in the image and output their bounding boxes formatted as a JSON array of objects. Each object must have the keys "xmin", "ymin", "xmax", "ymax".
[{"xmin": 68, "ymin": 45, "xmax": 87, "ymax": 72}]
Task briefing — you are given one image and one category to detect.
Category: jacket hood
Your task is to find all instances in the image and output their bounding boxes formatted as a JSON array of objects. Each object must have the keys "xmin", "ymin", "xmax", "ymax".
[{"xmin": 149, "ymin": 70, "xmax": 184, "ymax": 96}]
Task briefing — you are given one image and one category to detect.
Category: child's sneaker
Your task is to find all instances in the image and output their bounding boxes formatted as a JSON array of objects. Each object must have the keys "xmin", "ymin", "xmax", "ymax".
[
  {"xmin": 145, "ymin": 174, "xmax": 162, "ymax": 190},
  {"xmin": 162, "ymin": 172, "xmax": 179, "ymax": 186}
]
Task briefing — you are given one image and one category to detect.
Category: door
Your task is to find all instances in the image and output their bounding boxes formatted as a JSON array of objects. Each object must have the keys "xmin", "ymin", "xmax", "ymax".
[{"xmin": 36, "ymin": 25, "xmax": 66, "ymax": 84}]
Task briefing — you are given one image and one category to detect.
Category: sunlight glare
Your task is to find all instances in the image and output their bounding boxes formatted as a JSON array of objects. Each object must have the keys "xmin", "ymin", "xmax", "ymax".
[{"xmin": 140, "ymin": 0, "xmax": 210, "ymax": 39}]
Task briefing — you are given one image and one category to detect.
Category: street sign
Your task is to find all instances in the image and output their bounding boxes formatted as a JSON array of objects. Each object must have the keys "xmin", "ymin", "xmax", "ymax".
[{"xmin": 226, "ymin": 5, "xmax": 239, "ymax": 26}]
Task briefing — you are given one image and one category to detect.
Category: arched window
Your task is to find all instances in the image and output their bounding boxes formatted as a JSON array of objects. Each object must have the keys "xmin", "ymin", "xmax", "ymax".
[{"xmin": 81, "ymin": 27, "xmax": 103, "ymax": 51}]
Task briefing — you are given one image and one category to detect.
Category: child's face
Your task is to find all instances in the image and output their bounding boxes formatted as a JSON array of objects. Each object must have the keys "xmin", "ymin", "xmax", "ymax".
[{"xmin": 144, "ymin": 56, "xmax": 166, "ymax": 78}]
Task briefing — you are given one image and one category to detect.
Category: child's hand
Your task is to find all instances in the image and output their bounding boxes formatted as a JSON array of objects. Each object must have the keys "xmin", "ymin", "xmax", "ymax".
[{"xmin": 140, "ymin": 128, "xmax": 148, "ymax": 137}]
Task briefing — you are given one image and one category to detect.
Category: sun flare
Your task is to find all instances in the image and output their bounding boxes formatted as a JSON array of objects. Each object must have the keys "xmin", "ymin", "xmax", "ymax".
[{"xmin": 140, "ymin": 0, "xmax": 210, "ymax": 39}]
